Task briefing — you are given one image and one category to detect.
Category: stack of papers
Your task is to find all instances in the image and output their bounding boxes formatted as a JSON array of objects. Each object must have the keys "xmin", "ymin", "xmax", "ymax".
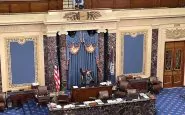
[
  {"xmin": 107, "ymin": 100, "xmax": 117, "ymax": 104},
  {"xmin": 107, "ymin": 98, "xmax": 124, "ymax": 104},
  {"xmin": 95, "ymin": 99, "xmax": 104, "ymax": 105},
  {"xmin": 100, "ymin": 82, "xmax": 107, "ymax": 85},
  {"xmin": 48, "ymin": 103, "xmax": 62, "ymax": 110},
  {"xmin": 77, "ymin": 105, "xmax": 86, "ymax": 107},
  {"xmin": 73, "ymin": 86, "xmax": 78, "ymax": 88},
  {"xmin": 49, "ymin": 103, "xmax": 57, "ymax": 108},
  {"xmin": 83, "ymin": 101, "xmax": 96, "ymax": 106},
  {"xmin": 56, "ymin": 105, "xmax": 62, "ymax": 109},
  {"xmin": 63, "ymin": 104, "xmax": 75, "ymax": 109},
  {"xmin": 116, "ymin": 98, "xmax": 123, "ymax": 103},
  {"xmin": 140, "ymin": 93, "xmax": 149, "ymax": 99}
]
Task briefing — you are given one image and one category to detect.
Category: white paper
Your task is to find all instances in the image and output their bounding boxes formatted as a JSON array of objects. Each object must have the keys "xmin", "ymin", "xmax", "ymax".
[{"xmin": 73, "ymin": 86, "xmax": 78, "ymax": 88}]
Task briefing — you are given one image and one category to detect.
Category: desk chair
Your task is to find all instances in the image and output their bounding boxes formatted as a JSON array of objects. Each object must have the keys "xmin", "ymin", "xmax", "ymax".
[
  {"xmin": 148, "ymin": 76, "xmax": 162, "ymax": 94},
  {"xmin": 0, "ymin": 92, "xmax": 5, "ymax": 111},
  {"xmin": 36, "ymin": 86, "xmax": 50, "ymax": 105}
]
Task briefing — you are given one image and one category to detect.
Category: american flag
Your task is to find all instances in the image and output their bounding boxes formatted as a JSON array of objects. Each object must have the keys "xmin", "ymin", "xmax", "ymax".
[{"xmin": 54, "ymin": 64, "xmax": 60, "ymax": 92}]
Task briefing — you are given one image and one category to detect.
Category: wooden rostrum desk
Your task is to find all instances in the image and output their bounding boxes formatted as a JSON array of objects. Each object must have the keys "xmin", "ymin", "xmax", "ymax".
[{"xmin": 71, "ymin": 86, "xmax": 113, "ymax": 102}]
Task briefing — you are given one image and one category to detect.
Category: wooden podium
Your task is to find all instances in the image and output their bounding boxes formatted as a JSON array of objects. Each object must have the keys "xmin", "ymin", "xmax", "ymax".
[{"xmin": 71, "ymin": 86, "xmax": 112, "ymax": 102}]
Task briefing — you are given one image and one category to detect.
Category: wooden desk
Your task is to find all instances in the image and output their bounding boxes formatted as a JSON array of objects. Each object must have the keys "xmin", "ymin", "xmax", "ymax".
[
  {"xmin": 128, "ymin": 78, "xmax": 148, "ymax": 92},
  {"xmin": 71, "ymin": 86, "xmax": 112, "ymax": 102},
  {"xmin": 6, "ymin": 90, "xmax": 35, "ymax": 107},
  {"xmin": 49, "ymin": 98, "xmax": 155, "ymax": 115}
]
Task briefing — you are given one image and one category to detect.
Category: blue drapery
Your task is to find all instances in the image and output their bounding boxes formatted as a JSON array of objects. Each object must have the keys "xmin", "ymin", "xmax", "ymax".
[{"xmin": 66, "ymin": 31, "xmax": 98, "ymax": 88}]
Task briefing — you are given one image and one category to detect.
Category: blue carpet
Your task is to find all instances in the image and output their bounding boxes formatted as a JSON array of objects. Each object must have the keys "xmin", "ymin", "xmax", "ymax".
[
  {"xmin": 0, "ymin": 100, "xmax": 49, "ymax": 115},
  {"xmin": 156, "ymin": 87, "xmax": 185, "ymax": 115},
  {"xmin": 1, "ymin": 88, "xmax": 185, "ymax": 115}
]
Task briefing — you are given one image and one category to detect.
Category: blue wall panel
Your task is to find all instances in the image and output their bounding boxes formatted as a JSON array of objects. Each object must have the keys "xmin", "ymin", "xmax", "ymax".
[
  {"xmin": 10, "ymin": 41, "xmax": 35, "ymax": 84},
  {"xmin": 123, "ymin": 34, "xmax": 144, "ymax": 74}
]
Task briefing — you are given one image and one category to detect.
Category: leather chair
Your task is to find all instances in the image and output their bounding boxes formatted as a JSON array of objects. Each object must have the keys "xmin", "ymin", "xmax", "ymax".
[
  {"xmin": 148, "ymin": 76, "xmax": 162, "ymax": 94},
  {"xmin": 0, "ymin": 92, "xmax": 5, "ymax": 111},
  {"xmin": 36, "ymin": 86, "xmax": 50, "ymax": 105},
  {"xmin": 117, "ymin": 75, "xmax": 133, "ymax": 90},
  {"xmin": 114, "ymin": 75, "xmax": 132, "ymax": 98}
]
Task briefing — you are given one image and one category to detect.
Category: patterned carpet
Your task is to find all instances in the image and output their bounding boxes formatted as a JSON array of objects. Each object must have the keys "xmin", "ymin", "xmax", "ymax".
[
  {"xmin": 0, "ymin": 100, "xmax": 48, "ymax": 115},
  {"xmin": 156, "ymin": 87, "xmax": 185, "ymax": 115},
  {"xmin": 0, "ymin": 87, "xmax": 184, "ymax": 115}
]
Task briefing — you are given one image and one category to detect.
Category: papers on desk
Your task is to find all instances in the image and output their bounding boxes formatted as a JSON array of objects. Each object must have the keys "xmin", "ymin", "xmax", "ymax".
[
  {"xmin": 48, "ymin": 103, "xmax": 62, "ymax": 110},
  {"xmin": 100, "ymin": 81, "xmax": 112, "ymax": 86},
  {"xmin": 107, "ymin": 100, "xmax": 117, "ymax": 104},
  {"xmin": 83, "ymin": 101, "xmax": 96, "ymax": 106},
  {"xmin": 95, "ymin": 99, "xmax": 104, "ymax": 105},
  {"xmin": 107, "ymin": 98, "xmax": 124, "ymax": 104},
  {"xmin": 116, "ymin": 98, "xmax": 123, "ymax": 103},
  {"xmin": 56, "ymin": 105, "xmax": 62, "ymax": 109},
  {"xmin": 63, "ymin": 104, "xmax": 75, "ymax": 109},
  {"xmin": 77, "ymin": 104, "xmax": 86, "ymax": 107},
  {"xmin": 100, "ymin": 82, "xmax": 107, "ymax": 85},
  {"xmin": 73, "ymin": 86, "xmax": 78, "ymax": 89},
  {"xmin": 140, "ymin": 93, "xmax": 149, "ymax": 99}
]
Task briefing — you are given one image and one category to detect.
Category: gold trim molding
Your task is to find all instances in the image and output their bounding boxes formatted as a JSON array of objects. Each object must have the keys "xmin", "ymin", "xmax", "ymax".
[
  {"xmin": 166, "ymin": 28, "xmax": 185, "ymax": 39},
  {"xmin": 5, "ymin": 36, "xmax": 38, "ymax": 88},
  {"xmin": 121, "ymin": 30, "xmax": 148, "ymax": 75}
]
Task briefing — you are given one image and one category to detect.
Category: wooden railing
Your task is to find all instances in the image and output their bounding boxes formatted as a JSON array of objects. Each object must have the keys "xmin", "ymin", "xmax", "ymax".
[
  {"xmin": 84, "ymin": 0, "xmax": 185, "ymax": 9},
  {"xmin": 0, "ymin": 0, "xmax": 63, "ymax": 13},
  {"xmin": 0, "ymin": 0, "xmax": 184, "ymax": 13}
]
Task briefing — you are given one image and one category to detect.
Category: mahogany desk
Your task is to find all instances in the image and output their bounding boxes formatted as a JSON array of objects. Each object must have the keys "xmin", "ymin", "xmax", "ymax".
[
  {"xmin": 49, "ymin": 98, "xmax": 155, "ymax": 115},
  {"xmin": 6, "ymin": 90, "xmax": 35, "ymax": 107},
  {"xmin": 71, "ymin": 86, "xmax": 112, "ymax": 102}
]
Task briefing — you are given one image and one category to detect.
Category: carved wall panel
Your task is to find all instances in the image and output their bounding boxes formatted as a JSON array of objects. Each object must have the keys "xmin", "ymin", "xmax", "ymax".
[{"xmin": 166, "ymin": 28, "xmax": 185, "ymax": 39}]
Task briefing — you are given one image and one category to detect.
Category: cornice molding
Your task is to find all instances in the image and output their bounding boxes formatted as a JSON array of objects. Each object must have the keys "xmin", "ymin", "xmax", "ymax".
[
  {"xmin": 0, "ymin": 8, "xmax": 185, "ymax": 35},
  {"xmin": 0, "ymin": 24, "xmax": 45, "ymax": 33},
  {"xmin": 46, "ymin": 21, "xmax": 117, "ymax": 36},
  {"xmin": 0, "ymin": 8, "xmax": 185, "ymax": 25}
]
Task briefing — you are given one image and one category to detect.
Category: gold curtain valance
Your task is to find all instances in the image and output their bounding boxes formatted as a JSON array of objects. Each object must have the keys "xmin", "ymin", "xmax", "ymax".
[
  {"xmin": 84, "ymin": 44, "xmax": 96, "ymax": 53},
  {"xmin": 69, "ymin": 44, "xmax": 80, "ymax": 54}
]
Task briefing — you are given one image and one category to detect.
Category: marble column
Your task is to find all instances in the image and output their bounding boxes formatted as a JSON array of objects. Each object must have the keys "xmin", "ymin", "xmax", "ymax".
[
  {"xmin": 44, "ymin": 35, "xmax": 57, "ymax": 91},
  {"xmin": 151, "ymin": 29, "xmax": 158, "ymax": 77}
]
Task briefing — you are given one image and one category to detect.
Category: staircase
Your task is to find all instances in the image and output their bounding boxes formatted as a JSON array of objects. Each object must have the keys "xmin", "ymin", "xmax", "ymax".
[{"xmin": 63, "ymin": 0, "xmax": 74, "ymax": 9}]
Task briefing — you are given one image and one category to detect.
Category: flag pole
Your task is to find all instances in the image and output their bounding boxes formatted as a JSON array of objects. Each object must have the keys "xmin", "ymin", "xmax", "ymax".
[{"xmin": 56, "ymin": 31, "xmax": 62, "ymax": 91}]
